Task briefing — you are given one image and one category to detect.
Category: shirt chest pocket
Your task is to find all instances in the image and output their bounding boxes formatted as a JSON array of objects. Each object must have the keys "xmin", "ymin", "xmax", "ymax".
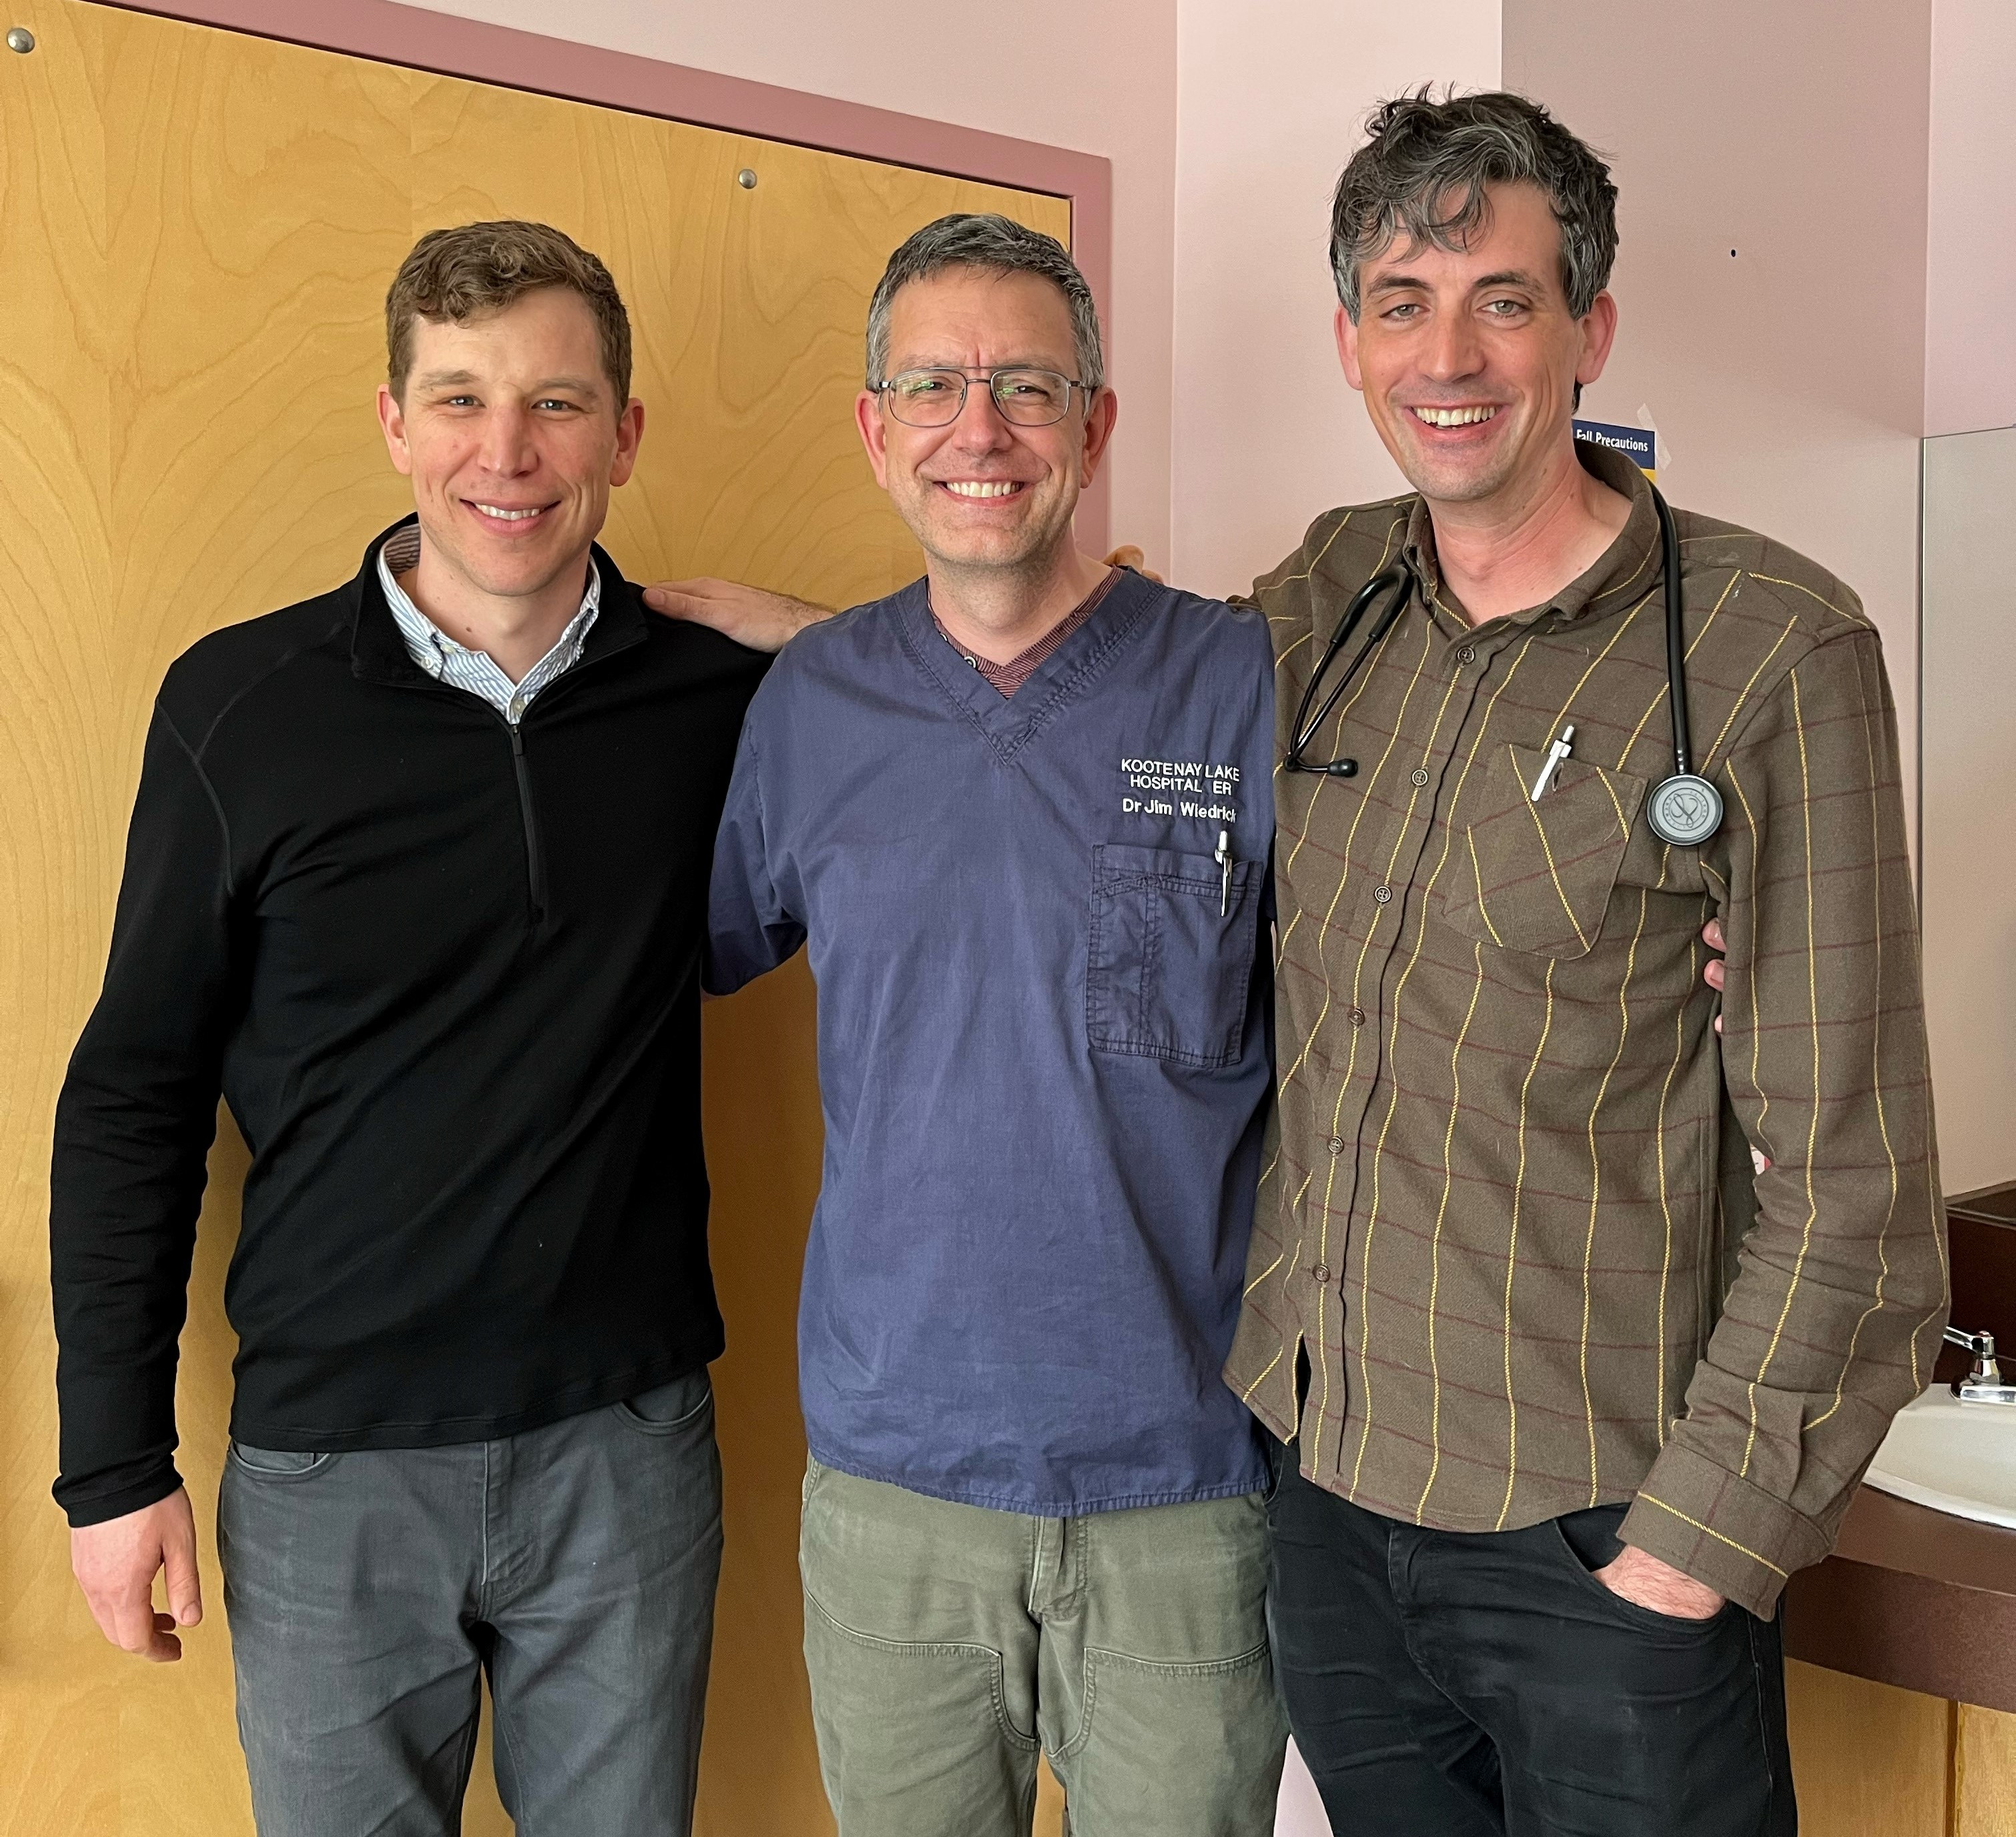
[
  {"xmin": 1438, "ymin": 745, "xmax": 1646, "ymax": 958},
  {"xmin": 1086, "ymin": 843, "xmax": 1260, "ymax": 1068}
]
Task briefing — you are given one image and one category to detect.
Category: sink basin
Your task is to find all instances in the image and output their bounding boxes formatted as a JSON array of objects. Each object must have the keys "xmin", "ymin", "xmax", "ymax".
[{"xmin": 1862, "ymin": 1385, "xmax": 2016, "ymax": 1531}]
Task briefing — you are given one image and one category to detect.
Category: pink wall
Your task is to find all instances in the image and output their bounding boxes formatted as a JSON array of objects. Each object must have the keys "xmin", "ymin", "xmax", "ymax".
[
  {"xmin": 1504, "ymin": 0, "xmax": 1931, "ymax": 805},
  {"xmin": 389, "ymin": 0, "xmax": 1179, "ymax": 571},
  {"xmin": 1925, "ymin": 0, "xmax": 2016, "ymax": 437},
  {"xmin": 1169, "ymin": 0, "xmax": 1503, "ymax": 596}
]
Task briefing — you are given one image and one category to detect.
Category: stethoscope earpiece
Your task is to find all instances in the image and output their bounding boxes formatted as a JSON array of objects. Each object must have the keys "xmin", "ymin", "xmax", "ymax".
[{"xmin": 1283, "ymin": 563, "xmax": 1413, "ymax": 778}]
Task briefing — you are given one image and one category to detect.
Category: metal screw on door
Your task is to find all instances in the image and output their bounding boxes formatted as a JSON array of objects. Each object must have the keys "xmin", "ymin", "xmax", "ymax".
[
  {"xmin": 736, "ymin": 167, "xmax": 757, "ymax": 189},
  {"xmin": 6, "ymin": 27, "xmax": 35, "ymax": 52}
]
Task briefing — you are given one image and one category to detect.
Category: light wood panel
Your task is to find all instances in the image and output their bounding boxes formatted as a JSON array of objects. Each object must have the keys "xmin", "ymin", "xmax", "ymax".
[
  {"xmin": 0, "ymin": 4, "xmax": 1067, "ymax": 1832},
  {"xmin": 1785, "ymin": 1660, "xmax": 1952, "ymax": 1837},
  {"xmin": 1956, "ymin": 1704, "xmax": 2016, "ymax": 1837}
]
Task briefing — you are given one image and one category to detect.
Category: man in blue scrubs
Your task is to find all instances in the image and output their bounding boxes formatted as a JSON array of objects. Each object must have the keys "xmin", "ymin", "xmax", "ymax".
[{"xmin": 702, "ymin": 215, "xmax": 1289, "ymax": 1836}]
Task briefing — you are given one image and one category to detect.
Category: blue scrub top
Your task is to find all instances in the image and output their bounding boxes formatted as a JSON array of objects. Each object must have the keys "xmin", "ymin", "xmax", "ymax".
[{"xmin": 707, "ymin": 569, "xmax": 1275, "ymax": 1515}]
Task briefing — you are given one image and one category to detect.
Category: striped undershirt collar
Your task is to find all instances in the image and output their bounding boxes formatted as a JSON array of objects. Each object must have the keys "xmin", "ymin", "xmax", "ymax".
[
  {"xmin": 376, "ymin": 523, "xmax": 600, "ymax": 724},
  {"xmin": 930, "ymin": 565, "xmax": 1121, "ymax": 700}
]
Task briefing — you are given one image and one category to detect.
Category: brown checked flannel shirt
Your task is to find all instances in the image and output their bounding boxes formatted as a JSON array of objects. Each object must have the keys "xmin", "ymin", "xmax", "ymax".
[{"xmin": 1224, "ymin": 443, "xmax": 1947, "ymax": 1617}]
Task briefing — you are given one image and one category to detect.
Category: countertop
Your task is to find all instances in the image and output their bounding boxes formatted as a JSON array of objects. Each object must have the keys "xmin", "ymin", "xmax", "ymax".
[
  {"xmin": 1785, "ymin": 1485, "xmax": 2016, "ymax": 1711},
  {"xmin": 1782, "ymin": 1185, "xmax": 2016, "ymax": 1711}
]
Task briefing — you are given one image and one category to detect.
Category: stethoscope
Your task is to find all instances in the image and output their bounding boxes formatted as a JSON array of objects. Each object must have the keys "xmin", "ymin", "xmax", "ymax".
[{"xmin": 1284, "ymin": 484, "xmax": 1723, "ymax": 848}]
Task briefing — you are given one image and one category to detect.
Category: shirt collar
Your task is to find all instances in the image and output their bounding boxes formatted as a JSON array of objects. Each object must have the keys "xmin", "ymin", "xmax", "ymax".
[
  {"xmin": 375, "ymin": 523, "xmax": 602, "ymax": 681},
  {"xmin": 1400, "ymin": 439, "xmax": 1661, "ymax": 631}
]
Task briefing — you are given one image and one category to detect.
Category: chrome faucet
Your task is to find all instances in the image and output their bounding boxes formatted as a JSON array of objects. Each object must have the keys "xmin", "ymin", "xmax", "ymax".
[{"xmin": 1945, "ymin": 1326, "xmax": 2016, "ymax": 1404}]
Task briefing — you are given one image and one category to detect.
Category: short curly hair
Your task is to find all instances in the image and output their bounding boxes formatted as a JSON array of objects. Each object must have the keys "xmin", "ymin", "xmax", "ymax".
[
  {"xmin": 385, "ymin": 219, "xmax": 632, "ymax": 404},
  {"xmin": 1330, "ymin": 89, "xmax": 1619, "ymax": 323}
]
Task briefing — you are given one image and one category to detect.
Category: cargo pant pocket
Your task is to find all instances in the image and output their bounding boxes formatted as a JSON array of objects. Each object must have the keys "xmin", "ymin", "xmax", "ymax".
[
  {"xmin": 1053, "ymin": 1642, "xmax": 1287, "ymax": 1836},
  {"xmin": 801, "ymin": 1590, "xmax": 1038, "ymax": 1837}
]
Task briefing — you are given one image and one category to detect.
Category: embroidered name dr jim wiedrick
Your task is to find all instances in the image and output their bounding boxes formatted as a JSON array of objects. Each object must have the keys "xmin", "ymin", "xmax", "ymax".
[{"xmin": 1119, "ymin": 755, "xmax": 1241, "ymax": 823}]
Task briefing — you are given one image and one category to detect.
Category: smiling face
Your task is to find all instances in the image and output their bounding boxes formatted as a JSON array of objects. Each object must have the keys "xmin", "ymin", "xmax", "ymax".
[
  {"xmin": 376, "ymin": 285, "xmax": 643, "ymax": 608},
  {"xmin": 1337, "ymin": 181, "xmax": 1616, "ymax": 513},
  {"xmin": 855, "ymin": 267, "xmax": 1115, "ymax": 578}
]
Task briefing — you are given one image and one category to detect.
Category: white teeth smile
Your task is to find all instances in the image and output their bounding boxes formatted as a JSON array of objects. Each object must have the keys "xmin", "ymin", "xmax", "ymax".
[
  {"xmin": 1411, "ymin": 406, "xmax": 1499, "ymax": 428},
  {"xmin": 474, "ymin": 503, "xmax": 543, "ymax": 520},
  {"xmin": 943, "ymin": 480, "xmax": 1022, "ymax": 497}
]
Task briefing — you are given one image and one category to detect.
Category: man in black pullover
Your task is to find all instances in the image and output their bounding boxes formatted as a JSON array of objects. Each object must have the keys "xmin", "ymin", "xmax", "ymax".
[{"xmin": 51, "ymin": 221, "xmax": 766, "ymax": 1836}]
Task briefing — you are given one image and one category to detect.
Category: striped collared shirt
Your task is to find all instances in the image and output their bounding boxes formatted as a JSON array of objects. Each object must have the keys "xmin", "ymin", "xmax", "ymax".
[
  {"xmin": 1224, "ymin": 442, "xmax": 1947, "ymax": 1616},
  {"xmin": 377, "ymin": 523, "xmax": 599, "ymax": 723}
]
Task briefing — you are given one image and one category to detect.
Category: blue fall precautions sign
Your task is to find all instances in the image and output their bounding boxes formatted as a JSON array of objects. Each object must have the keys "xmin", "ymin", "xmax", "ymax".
[{"xmin": 1573, "ymin": 417, "xmax": 1656, "ymax": 477}]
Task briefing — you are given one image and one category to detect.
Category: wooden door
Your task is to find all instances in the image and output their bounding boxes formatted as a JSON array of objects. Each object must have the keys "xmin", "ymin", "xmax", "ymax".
[{"xmin": 0, "ymin": 5, "xmax": 1070, "ymax": 1831}]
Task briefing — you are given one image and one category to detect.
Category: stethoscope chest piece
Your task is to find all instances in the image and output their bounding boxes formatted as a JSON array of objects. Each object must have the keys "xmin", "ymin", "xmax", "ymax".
[{"xmin": 1647, "ymin": 772, "xmax": 1723, "ymax": 847}]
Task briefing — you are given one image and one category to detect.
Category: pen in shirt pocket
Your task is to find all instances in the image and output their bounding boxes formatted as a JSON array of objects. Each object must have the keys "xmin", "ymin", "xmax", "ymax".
[{"xmin": 1529, "ymin": 724, "xmax": 1575, "ymax": 801}]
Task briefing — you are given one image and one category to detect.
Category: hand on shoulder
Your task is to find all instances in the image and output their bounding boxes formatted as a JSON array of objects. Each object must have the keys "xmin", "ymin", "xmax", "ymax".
[
  {"xmin": 643, "ymin": 577, "xmax": 831, "ymax": 655},
  {"xmin": 1102, "ymin": 544, "xmax": 1163, "ymax": 584}
]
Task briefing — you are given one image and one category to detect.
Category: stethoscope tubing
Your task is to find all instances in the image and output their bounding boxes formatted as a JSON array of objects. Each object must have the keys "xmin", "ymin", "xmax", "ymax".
[
  {"xmin": 1285, "ymin": 482, "xmax": 1720, "ymax": 847},
  {"xmin": 1285, "ymin": 563, "xmax": 1413, "ymax": 776},
  {"xmin": 1655, "ymin": 486, "xmax": 1695, "ymax": 782}
]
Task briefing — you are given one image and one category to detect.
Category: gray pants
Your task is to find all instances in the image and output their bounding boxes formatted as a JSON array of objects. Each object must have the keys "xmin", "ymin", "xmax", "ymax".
[
  {"xmin": 217, "ymin": 1368, "xmax": 722, "ymax": 1837},
  {"xmin": 800, "ymin": 1458, "xmax": 1289, "ymax": 1836}
]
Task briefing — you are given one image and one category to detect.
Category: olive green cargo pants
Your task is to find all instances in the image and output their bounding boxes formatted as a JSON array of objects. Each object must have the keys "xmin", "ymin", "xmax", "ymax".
[{"xmin": 799, "ymin": 1458, "xmax": 1287, "ymax": 1837}]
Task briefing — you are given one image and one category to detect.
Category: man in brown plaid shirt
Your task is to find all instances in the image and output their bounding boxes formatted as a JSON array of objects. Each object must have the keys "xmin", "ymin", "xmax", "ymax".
[{"xmin": 1225, "ymin": 92, "xmax": 1947, "ymax": 1834}]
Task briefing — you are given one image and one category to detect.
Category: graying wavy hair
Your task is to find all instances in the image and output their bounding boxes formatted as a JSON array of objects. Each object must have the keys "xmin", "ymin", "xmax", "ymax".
[
  {"xmin": 865, "ymin": 213, "xmax": 1106, "ymax": 391},
  {"xmin": 1330, "ymin": 89, "xmax": 1619, "ymax": 323}
]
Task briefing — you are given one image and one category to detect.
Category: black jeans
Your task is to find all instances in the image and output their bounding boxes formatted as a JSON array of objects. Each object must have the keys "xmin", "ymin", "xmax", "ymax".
[{"xmin": 1268, "ymin": 1459, "xmax": 1797, "ymax": 1837}]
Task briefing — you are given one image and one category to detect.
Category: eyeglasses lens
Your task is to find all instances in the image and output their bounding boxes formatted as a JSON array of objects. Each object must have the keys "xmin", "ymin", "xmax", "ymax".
[{"xmin": 885, "ymin": 369, "xmax": 1073, "ymax": 427}]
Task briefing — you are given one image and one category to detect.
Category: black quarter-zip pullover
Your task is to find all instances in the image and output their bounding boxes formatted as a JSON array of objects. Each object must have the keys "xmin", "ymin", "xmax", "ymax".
[{"xmin": 50, "ymin": 521, "xmax": 769, "ymax": 1527}]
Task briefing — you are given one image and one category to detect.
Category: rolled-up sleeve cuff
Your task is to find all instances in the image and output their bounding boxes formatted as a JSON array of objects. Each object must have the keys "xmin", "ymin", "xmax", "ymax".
[{"xmin": 1620, "ymin": 1442, "xmax": 1833, "ymax": 1619}]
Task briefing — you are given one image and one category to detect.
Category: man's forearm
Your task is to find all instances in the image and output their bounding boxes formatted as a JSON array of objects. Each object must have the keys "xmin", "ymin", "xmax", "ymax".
[{"xmin": 642, "ymin": 577, "xmax": 831, "ymax": 653}]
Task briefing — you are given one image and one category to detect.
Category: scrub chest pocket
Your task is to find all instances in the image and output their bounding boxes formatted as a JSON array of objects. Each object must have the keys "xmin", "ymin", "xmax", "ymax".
[{"xmin": 1086, "ymin": 843, "xmax": 1261, "ymax": 1068}]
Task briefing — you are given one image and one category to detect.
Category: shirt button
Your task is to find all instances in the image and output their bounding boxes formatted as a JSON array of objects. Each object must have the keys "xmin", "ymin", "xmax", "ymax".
[
  {"xmin": 1457, "ymin": 644, "xmax": 1477, "ymax": 665},
  {"xmin": 1348, "ymin": 1006, "xmax": 1367, "ymax": 1027},
  {"xmin": 1310, "ymin": 1263, "xmax": 1333, "ymax": 1285},
  {"xmin": 1373, "ymin": 883, "xmax": 1393, "ymax": 903},
  {"xmin": 1326, "ymin": 1136, "xmax": 1345, "ymax": 1156},
  {"xmin": 1411, "ymin": 767, "xmax": 1431, "ymax": 787}
]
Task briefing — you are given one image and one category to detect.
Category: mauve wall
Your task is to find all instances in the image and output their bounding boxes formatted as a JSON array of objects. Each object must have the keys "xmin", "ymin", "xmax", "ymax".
[
  {"xmin": 1503, "ymin": 0, "xmax": 1933, "ymax": 803},
  {"xmin": 1926, "ymin": 0, "xmax": 2016, "ymax": 436},
  {"xmin": 390, "ymin": 0, "xmax": 1181, "ymax": 569},
  {"xmin": 1169, "ymin": 0, "xmax": 1503, "ymax": 596}
]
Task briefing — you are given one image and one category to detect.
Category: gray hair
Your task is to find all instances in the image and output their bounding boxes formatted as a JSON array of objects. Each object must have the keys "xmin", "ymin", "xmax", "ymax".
[
  {"xmin": 1330, "ymin": 89, "xmax": 1619, "ymax": 323},
  {"xmin": 865, "ymin": 213, "xmax": 1106, "ymax": 391}
]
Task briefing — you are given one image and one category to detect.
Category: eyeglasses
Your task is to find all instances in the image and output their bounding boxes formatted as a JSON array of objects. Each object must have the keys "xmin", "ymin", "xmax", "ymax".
[{"xmin": 875, "ymin": 367, "xmax": 1093, "ymax": 428}]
